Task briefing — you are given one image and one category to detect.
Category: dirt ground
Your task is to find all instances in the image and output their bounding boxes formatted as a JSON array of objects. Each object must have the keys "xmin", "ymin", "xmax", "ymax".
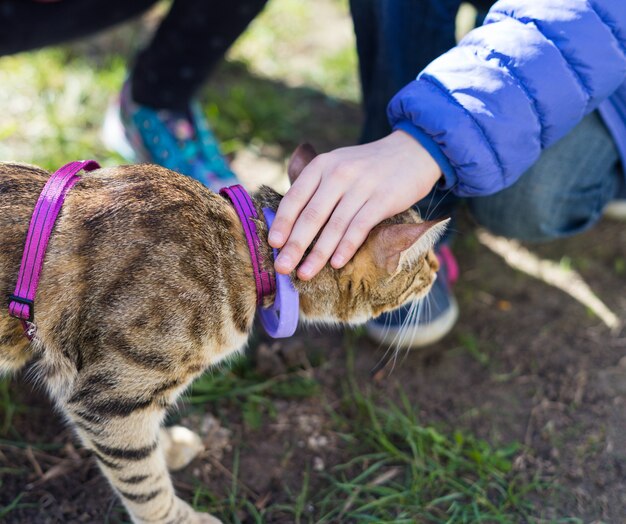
[{"xmin": 1, "ymin": 209, "xmax": 625, "ymax": 523}]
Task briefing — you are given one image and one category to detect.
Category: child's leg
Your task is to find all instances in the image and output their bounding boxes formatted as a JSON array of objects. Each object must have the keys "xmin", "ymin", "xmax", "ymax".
[
  {"xmin": 130, "ymin": 0, "xmax": 268, "ymax": 112},
  {"xmin": 0, "ymin": 0, "xmax": 157, "ymax": 56},
  {"xmin": 469, "ymin": 111, "xmax": 623, "ymax": 242}
]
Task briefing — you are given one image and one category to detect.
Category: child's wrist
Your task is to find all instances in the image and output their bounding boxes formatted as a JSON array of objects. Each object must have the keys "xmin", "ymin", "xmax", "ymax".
[{"xmin": 388, "ymin": 129, "xmax": 442, "ymax": 189}]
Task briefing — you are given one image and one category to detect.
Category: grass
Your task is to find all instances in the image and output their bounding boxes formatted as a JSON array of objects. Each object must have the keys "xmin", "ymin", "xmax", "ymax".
[
  {"xmin": 312, "ymin": 338, "xmax": 543, "ymax": 523},
  {"xmin": 187, "ymin": 351, "xmax": 320, "ymax": 431},
  {"xmin": 0, "ymin": 49, "xmax": 125, "ymax": 170},
  {"xmin": 183, "ymin": 334, "xmax": 552, "ymax": 523},
  {"xmin": 230, "ymin": 0, "xmax": 359, "ymax": 102},
  {"xmin": 0, "ymin": 494, "xmax": 37, "ymax": 520},
  {"xmin": 0, "ymin": 378, "xmax": 35, "ymax": 440},
  {"xmin": 457, "ymin": 333, "xmax": 490, "ymax": 366}
]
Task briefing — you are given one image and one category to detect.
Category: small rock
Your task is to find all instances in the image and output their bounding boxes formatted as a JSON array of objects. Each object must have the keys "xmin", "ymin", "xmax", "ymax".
[
  {"xmin": 567, "ymin": 466, "xmax": 584, "ymax": 480},
  {"xmin": 307, "ymin": 434, "xmax": 329, "ymax": 451},
  {"xmin": 297, "ymin": 414, "xmax": 323, "ymax": 433}
]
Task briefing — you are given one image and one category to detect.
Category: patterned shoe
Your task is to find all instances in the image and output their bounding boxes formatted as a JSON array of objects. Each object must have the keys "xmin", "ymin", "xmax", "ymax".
[
  {"xmin": 102, "ymin": 82, "xmax": 239, "ymax": 191},
  {"xmin": 365, "ymin": 245, "xmax": 460, "ymax": 349}
]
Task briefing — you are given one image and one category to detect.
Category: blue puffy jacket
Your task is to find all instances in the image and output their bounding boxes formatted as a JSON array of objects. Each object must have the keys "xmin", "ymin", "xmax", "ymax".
[{"xmin": 388, "ymin": 0, "xmax": 626, "ymax": 197}]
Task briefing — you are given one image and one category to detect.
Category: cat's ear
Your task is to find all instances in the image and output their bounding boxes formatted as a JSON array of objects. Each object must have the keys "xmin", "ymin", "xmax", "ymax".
[
  {"xmin": 287, "ymin": 143, "xmax": 318, "ymax": 184},
  {"xmin": 369, "ymin": 218, "xmax": 450, "ymax": 274}
]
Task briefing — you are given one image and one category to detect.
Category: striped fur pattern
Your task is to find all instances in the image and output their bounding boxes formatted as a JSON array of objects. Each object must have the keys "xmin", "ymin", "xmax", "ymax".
[{"xmin": 0, "ymin": 162, "xmax": 442, "ymax": 523}]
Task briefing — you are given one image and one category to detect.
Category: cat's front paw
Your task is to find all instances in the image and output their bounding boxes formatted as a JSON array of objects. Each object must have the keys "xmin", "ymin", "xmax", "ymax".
[{"xmin": 160, "ymin": 425, "xmax": 204, "ymax": 471}]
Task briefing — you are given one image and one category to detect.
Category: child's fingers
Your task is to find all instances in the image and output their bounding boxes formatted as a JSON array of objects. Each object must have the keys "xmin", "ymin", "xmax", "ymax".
[
  {"xmin": 296, "ymin": 193, "xmax": 366, "ymax": 280},
  {"xmin": 274, "ymin": 182, "xmax": 343, "ymax": 274},
  {"xmin": 269, "ymin": 165, "xmax": 322, "ymax": 248},
  {"xmin": 331, "ymin": 201, "xmax": 388, "ymax": 269}
]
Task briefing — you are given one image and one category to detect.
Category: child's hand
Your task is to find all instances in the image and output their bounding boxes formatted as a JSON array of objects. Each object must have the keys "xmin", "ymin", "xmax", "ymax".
[{"xmin": 268, "ymin": 130, "xmax": 442, "ymax": 280}]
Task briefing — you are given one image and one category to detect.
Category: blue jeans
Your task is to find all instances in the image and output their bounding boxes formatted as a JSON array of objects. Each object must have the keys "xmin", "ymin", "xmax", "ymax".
[
  {"xmin": 350, "ymin": 0, "xmax": 462, "ymax": 143},
  {"xmin": 350, "ymin": 0, "xmax": 623, "ymax": 242},
  {"xmin": 469, "ymin": 111, "xmax": 622, "ymax": 241}
]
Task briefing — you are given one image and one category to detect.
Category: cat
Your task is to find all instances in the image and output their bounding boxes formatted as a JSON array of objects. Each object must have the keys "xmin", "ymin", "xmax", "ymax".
[{"xmin": 0, "ymin": 145, "xmax": 446, "ymax": 524}]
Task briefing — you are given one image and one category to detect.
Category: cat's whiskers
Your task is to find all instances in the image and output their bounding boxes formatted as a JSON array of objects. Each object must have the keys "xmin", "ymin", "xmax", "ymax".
[
  {"xmin": 376, "ymin": 323, "xmax": 398, "ymax": 374},
  {"xmin": 403, "ymin": 299, "xmax": 421, "ymax": 362},
  {"xmin": 424, "ymin": 186, "xmax": 454, "ymax": 222},
  {"xmin": 424, "ymin": 292, "xmax": 432, "ymax": 324},
  {"xmin": 402, "ymin": 299, "xmax": 420, "ymax": 364},
  {"xmin": 391, "ymin": 297, "xmax": 420, "ymax": 368},
  {"xmin": 422, "ymin": 185, "xmax": 438, "ymax": 221},
  {"xmin": 393, "ymin": 296, "xmax": 423, "ymax": 369},
  {"xmin": 377, "ymin": 274, "xmax": 437, "ymax": 374},
  {"xmin": 372, "ymin": 298, "xmax": 402, "ymax": 373},
  {"xmin": 407, "ymin": 295, "xmax": 425, "ymax": 362}
]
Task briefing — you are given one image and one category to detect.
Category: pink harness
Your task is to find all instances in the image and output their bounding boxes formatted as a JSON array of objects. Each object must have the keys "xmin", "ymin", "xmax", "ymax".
[
  {"xmin": 8, "ymin": 160, "xmax": 100, "ymax": 339},
  {"xmin": 8, "ymin": 165, "xmax": 298, "ymax": 341}
]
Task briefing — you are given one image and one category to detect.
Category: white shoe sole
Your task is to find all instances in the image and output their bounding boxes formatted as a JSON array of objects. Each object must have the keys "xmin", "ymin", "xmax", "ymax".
[
  {"xmin": 604, "ymin": 200, "xmax": 626, "ymax": 221},
  {"xmin": 365, "ymin": 296, "xmax": 459, "ymax": 349},
  {"xmin": 101, "ymin": 100, "xmax": 153, "ymax": 163}
]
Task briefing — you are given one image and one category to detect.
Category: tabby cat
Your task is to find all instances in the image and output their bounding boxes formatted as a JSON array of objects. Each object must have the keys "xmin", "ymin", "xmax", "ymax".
[{"xmin": 0, "ymin": 146, "xmax": 446, "ymax": 524}]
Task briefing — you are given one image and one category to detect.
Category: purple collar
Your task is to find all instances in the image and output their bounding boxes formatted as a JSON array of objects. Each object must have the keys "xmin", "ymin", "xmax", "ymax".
[
  {"xmin": 220, "ymin": 185, "xmax": 299, "ymax": 338},
  {"xmin": 220, "ymin": 185, "xmax": 276, "ymax": 304},
  {"xmin": 8, "ymin": 160, "xmax": 101, "ymax": 340}
]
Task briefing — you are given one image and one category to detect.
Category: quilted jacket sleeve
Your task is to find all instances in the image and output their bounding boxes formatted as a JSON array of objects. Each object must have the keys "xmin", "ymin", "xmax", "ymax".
[{"xmin": 388, "ymin": 0, "xmax": 626, "ymax": 197}]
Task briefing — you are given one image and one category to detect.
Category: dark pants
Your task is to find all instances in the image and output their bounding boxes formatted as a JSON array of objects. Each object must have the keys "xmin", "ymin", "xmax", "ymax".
[
  {"xmin": 470, "ymin": 111, "xmax": 622, "ymax": 241},
  {"xmin": 350, "ymin": 0, "xmax": 462, "ymax": 144},
  {"xmin": 0, "ymin": 0, "xmax": 267, "ymax": 112}
]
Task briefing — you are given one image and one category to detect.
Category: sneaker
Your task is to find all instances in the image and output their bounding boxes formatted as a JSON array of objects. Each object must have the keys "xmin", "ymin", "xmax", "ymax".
[
  {"xmin": 102, "ymin": 82, "xmax": 239, "ymax": 191},
  {"xmin": 605, "ymin": 200, "xmax": 626, "ymax": 220},
  {"xmin": 604, "ymin": 179, "xmax": 626, "ymax": 220},
  {"xmin": 365, "ymin": 245, "xmax": 460, "ymax": 349}
]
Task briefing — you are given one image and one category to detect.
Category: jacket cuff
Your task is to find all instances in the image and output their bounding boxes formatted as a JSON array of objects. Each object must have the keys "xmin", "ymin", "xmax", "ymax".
[{"xmin": 393, "ymin": 120, "xmax": 458, "ymax": 191}]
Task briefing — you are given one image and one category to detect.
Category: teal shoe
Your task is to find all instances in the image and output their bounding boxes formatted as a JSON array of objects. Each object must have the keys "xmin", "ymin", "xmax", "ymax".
[{"xmin": 103, "ymin": 82, "xmax": 238, "ymax": 191}]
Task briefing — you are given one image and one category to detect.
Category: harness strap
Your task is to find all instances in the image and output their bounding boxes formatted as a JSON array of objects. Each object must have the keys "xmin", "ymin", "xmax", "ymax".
[{"xmin": 8, "ymin": 160, "xmax": 100, "ymax": 339}]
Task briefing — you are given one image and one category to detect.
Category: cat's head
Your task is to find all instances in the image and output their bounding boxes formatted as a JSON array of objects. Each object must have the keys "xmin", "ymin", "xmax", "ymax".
[{"xmin": 285, "ymin": 144, "xmax": 448, "ymax": 326}]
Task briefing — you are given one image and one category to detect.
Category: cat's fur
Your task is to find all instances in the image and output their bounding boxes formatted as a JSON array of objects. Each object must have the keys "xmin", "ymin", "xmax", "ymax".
[{"xmin": 0, "ymin": 150, "xmax": 444, "ymax": 524}]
